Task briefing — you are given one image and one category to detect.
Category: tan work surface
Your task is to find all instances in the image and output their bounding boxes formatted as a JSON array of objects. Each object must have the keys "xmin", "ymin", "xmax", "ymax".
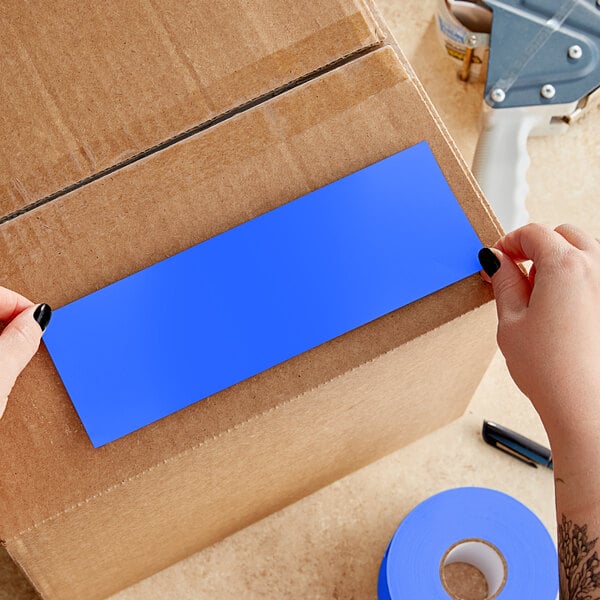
[{"xmin": 2, "ymin": 0, "xmax": 597, "ymax": 598}]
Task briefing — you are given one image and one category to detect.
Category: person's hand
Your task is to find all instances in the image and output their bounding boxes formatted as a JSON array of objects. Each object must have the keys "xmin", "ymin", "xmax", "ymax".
[
  {"xmin": 478, "ymin": 223, "xmax": 600, "ymax": 440},
  {"xmin": 0, "ymin": 287, "xmax": 51, "ymax": 420},
  {"xmin": 481, "ymin": 226, "xmax": 600, "ymax": 597}
]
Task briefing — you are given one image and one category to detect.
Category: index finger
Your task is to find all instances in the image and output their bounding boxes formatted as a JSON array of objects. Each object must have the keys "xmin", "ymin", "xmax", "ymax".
[
  {"xmin": 0, "ymin": 286, "xmax": 34, "ymax": 321},
  {"xmin": 494, "ymin": 223, "xmax": 571, "ymax": 265}
]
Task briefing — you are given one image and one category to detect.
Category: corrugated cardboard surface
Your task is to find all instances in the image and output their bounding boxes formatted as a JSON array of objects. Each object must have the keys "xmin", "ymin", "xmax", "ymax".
[
  {"xmin": 0, "ymin": 2, "xmax": 500, "ymax": 598},
  {"xmin": 0, "ymin": 45, "xmax": 498, "ymax": 539},
  {"xmin": 0, "ymin": 0, "xmax": 382, "ymax": 216},
  {"xmin": 7, "ymin": 304, "xmax": 496, "ymax": 599}
]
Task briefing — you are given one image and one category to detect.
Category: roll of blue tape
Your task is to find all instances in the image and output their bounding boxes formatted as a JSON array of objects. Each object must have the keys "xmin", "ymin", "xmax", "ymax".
[{"xmin": 378, "ymin": 487, "xmax": 558, "ymax": 599}]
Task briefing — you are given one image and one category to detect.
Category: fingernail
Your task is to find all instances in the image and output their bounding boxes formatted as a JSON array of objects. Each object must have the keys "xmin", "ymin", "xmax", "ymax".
[
  {"xmin": 478, "ymin": 248, "xmax": 501, "ymax": 278},
  {"xmin": 33, "ymin": 304, "xmax": 52, "ymax": 332}
]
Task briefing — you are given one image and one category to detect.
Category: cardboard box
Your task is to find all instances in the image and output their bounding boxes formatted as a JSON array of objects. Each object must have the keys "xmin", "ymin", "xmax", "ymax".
[{"xmin": 0, "ymin": 2, "xmax": 501, "ymax": 598}]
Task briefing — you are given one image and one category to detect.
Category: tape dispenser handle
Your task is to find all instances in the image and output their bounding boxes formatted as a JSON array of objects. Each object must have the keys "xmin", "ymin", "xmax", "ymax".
[{"xmin": 472, "ymin": 104, "xmax": 535, "ymax": 232}]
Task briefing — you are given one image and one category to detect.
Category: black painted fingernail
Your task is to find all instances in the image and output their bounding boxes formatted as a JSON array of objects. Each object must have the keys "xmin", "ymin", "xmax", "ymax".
[
  {"xmin": 33, "ymin": 304, "xmax": 52, "ymax": 332},
  {"xmin": 478, "ymin": 248, "xmax": 501, "ymax": 277}
]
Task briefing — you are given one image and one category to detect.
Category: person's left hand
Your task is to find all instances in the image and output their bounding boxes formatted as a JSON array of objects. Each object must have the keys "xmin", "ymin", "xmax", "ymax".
[{"xmin": 0, "ymin": 287, "xmax": 51, "ymax": 420}]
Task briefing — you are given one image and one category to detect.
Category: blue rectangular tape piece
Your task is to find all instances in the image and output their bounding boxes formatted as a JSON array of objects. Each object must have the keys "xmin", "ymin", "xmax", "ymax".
[{"xmin": 43, "ymin": 141, "xmax": 483, "ymax": 447}]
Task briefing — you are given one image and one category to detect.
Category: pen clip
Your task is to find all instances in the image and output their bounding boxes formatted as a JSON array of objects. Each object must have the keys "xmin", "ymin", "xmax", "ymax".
[{"xmin": 493, "ymin": 441, "xmax": 538, "ymax": 469}]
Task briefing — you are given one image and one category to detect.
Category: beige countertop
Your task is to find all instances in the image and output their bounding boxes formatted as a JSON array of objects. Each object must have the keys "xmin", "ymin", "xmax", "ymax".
[{"xmin": 1, "ymin": 1, "xmax": 598, "ymax": 598}]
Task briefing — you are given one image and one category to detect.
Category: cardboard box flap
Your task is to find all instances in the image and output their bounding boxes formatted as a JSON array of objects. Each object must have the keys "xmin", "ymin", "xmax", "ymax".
[
  {"xmin": 0, "ymin": 0, "xmax": 383, "ymax": 218},
  {"xmin": 0, "ymin": 47, "xmax": 499, "ymax": 540}
]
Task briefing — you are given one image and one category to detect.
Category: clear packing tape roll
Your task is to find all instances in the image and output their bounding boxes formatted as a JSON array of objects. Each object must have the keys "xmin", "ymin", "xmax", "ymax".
[
  {"xmin": 436, "ymin": 0, "xmax": 585, "ymax": 89},
  {"xmin": 378, "ymin": 488, "xmax": 558, "ymax": 599},
  {"xmin": 436, "ymin": 0, "xmax": 491, "ymax": 82}
]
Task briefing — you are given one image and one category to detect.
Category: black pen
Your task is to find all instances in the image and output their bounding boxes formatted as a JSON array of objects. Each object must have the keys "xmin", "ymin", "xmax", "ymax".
[{"xmin": 482, "ymin": 420, "xmax": 553, "ymax": 469}]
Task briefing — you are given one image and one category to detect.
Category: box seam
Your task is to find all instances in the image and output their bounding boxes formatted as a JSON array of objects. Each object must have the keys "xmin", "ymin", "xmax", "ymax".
[
  {"xmin": 0, "ymin": 39, "xmax": 386, "ymax": 228},
  {"xmin": 7, "ymin": 295, "xmax": 493, "ymax": 542}
]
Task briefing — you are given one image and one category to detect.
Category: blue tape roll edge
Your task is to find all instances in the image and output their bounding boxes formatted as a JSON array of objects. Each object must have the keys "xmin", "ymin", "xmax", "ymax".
[{"xmin": 377, "ymin": 487, "xmax": 558, "ymax": 599}]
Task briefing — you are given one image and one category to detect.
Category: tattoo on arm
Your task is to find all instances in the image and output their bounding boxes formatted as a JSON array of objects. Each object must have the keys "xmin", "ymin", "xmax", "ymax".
[{"xmin": 559, "ymin": 514, "xmax": 600, "ymax": 599}]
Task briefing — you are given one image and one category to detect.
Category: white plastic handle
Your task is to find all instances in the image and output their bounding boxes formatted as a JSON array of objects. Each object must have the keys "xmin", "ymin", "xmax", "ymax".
[{"xmin": 472, "ymin": 105, "xmax": 541, "ymax": 232}]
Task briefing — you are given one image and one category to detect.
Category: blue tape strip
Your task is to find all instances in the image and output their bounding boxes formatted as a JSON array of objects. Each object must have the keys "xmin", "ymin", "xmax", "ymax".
[{"xmin": 44, "ymin": 141, "xmax": 483, "ymax": 447}]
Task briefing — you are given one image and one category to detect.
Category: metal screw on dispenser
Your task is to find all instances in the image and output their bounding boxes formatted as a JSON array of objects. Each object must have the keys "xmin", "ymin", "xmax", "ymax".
[
  {"xmin": 540, "ymin": 84, "xmax": 556, "ymax": 99},
  {"xmin": 568, "ymin": 45, "xmax": 583, "ymax": 59},
  {"xmin": 490, "ymin": 88, "xmax": 506, "ymax": 103},
  {"xmin": 466, "ymin": 34, "xmax": 478, "ymax": 48}
]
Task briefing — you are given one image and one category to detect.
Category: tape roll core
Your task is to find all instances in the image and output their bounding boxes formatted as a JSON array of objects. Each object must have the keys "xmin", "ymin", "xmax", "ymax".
[{"xmin": 440, "ymin": 538, "xmax": 507, "ymax": 600}]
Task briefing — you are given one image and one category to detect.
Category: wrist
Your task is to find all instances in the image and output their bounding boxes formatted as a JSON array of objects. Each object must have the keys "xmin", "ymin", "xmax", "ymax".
[
  {"xmin": 544, "ymin": 416, "xmax": 599, "ymax": 450},
  {"xmin": 543, "ymin": 414, "xmax": 600, "ymax": 469},
  {"xmin": 529, "ymin": 390, "xmax": 600, "ymax": 443}
]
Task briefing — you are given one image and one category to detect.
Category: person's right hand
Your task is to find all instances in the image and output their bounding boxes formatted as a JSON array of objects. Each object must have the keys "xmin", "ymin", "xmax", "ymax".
[
  {"xmin": 0, "ymin": 287, "xmax": 51, "ymax": 420},
  {"xmin": 478, "ymin": 223, "xmax": 600, "ymax": 440}
]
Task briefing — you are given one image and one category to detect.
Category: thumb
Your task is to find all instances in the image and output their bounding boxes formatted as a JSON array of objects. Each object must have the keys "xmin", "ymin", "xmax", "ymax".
[
  {"xmin": 0, "ymin": 303, "xmax": 52, "ymax": 419},
  {"xmin": 478, "ymin": 248, "xmax": 531, "ymax": 321}
]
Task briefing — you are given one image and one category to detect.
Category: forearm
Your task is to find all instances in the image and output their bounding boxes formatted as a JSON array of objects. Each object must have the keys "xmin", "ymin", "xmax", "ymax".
[
  {"xmin": 547, "ymin": 424, "xmax": 600, "ymax": 598},
  {"xmin": 480, "ymin": 224, "xmax": 600, "ymax": 597}
]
